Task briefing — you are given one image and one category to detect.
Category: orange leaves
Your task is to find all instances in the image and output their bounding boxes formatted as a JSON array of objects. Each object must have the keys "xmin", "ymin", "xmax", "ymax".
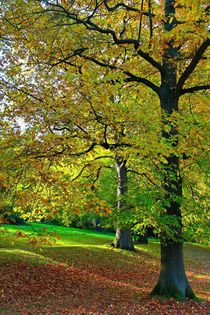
[
  {"xmin": 16, "ymin": 231, "xmax": 27, "ymax": 238},
  {"xmin": 0, "ymin": 244, "xmax": 209, "ymax": 314},
  {"xmin": 60, "ymin": 0, "xmax": 68, "ymax": 5}
]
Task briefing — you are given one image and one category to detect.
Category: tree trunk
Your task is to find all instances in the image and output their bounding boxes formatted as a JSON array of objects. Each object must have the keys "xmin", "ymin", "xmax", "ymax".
[
  {"xmin": 151, "ymin": 242, "xmax": 195, "ymax": 299},
  {"xmin": 151, "ymin": 154, "xmax": 195, "ymax": 298},
  {"xmin": 151, "ymin": 0, "xmax": 195, "ymax": 299},
  {"xmin": 151, "ymin": 140, "xmax": 195, "ymax": 298},
  {"xmin": 114, "ymin": 228, "xmax": 134, "ymax": 250},
  {"xmin": 93, "ymin": 218, "xmax": 101, "ymax": 231},
  {"xmin": 136, "ymin": 233, "xmax": 148, "ymax": 244},
  {"xmin": 113, "ymin": 158, "xmax": 134, "ymax": 251}
]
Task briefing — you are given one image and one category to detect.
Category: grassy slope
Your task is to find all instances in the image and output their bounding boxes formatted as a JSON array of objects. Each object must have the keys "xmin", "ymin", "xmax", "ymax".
[{"xmin": 0, "ymin": 223, "xmax": 209, "ymax": 315}]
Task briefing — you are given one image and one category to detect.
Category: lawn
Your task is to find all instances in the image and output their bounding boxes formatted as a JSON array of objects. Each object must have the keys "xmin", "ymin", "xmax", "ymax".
[{"xmin": 0, "ymin": 223, "xmax": 209, "ymax": 314}]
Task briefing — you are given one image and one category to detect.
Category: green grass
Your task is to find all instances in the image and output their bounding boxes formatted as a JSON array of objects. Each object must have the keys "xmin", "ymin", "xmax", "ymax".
[
  {"xmin": 1, "ymin": 223, "xmax": 209, "ymax": 268},
  {"xmin": 0, "ymin": 223, "xmax": 160, "ymax": 267},
  {"xmin": 1, "ymin": 223, "xmax": 115, "ymax": 240},
  {"xmin": 0, "ymin": 223, "xmax": 115, "ymax": 265}
]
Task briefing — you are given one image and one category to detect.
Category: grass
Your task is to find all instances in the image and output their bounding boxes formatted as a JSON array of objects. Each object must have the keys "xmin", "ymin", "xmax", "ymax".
[
  {"xmin": 0, "ymin": 223, "xmax": 160, "ymax": 268},
  {"xmin": 0, "ymin": 223, "xmax": 209, "ymax": 315}
]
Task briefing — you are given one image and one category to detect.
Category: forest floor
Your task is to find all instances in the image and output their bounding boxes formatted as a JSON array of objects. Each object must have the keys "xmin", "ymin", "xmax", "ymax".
[{"xmin": 0, "ymin": 223, "xmax": 209, "ymax": 315}]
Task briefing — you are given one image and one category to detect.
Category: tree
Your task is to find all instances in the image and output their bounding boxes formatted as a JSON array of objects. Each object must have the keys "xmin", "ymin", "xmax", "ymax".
[
  {"xmin": 113, "ymin": 157, "xmax": 134, "ymax": 250},
  {"xmin": 1, "ymin": 15, "xmax": 158, "ymax": 250},
  {"xmin": 1, "ymin": 0, "xmax": 209, "ymax": 299}
]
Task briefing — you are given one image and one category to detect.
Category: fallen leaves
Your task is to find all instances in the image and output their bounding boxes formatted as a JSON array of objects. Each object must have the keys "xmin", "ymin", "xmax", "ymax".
[
  {"xmin": 0, "ymin": 244, "xmax": 209, "ymax": 315},
  {"xmin": 0, "ymin": 230, "xmax": 209, "ymax": 314}
]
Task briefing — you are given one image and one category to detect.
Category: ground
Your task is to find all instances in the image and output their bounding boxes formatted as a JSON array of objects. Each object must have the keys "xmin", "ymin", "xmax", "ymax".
[{"xmin": 0, "ymin": 223, "xmax": 209, "ymax": 315}]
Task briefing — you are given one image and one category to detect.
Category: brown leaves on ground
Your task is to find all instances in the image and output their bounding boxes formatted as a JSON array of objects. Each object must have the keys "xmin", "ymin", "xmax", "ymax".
[{"xmin": 0, "ymin": 245, "xmax": 209, "ymax": 315}]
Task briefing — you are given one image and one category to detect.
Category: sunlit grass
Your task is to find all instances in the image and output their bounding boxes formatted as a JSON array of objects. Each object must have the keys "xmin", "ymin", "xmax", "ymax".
[
  {"xmin": 0, "ymin": 223, "xmax": 115, "ymax": 247},
  {"xmin": 0, "ymin": 223, "xmax": 161, "ymax": 270},
  {"xmin": 0, "ymin": 223, "xmax": 208, "ymax": 271}
]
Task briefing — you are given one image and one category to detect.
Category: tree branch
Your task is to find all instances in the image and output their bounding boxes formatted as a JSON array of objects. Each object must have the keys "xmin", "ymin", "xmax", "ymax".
[
  {"xmin": 180, "ymin": 85, "xmax": 210, "ymax": 95},
  {"xmin": 70, "ymin": 142, "xmax": 97, "ymax": 157},
  {"xmin": 71, "ymin": 155, "xmax": 114, "ymax": 182},
  {"xmin": 177, "ymin": 38, "xmax": 210, "ymax": 92},
  {"xmin": 49, "ymin": 48, "xmax": 88, "ymax": 66},
  {"xmin": 83, "ymin": 20, "xmax": 163, "ymax": 73},
  {"xmin": 33, "ymin": 142, "xmax": 96, "ymax": 159},
  {"xmin": 124, "ymin": 71, "xmax": 160, "ymax": 95},
  {"xmin": 0, "ymin": 76, "xmax": 47, "ymax": 104},
  {"xmin": 148, "ymin": 0, "xmax": 153, "ymax": 40},
  {"xmin": 71, "ymin": 163, "xmax": 90, "ymax": 182},
  {"xmin": 78, "ymin": 54, "xmax": 160, "ymax": 95},
  {"xmin": 43, "ymin": 2, "xmax": 163, "ymax": 74},
  {"xmin": 127, "ymin": 169, "xmax": 159, "ymax": 188},
  {"xmin": 136, "ymin": 49, "xmax": 163, "ymax": 73},
  {"xmin": 100, "ymin": 141, "xmax": 132, "ymax": 150},
  {"xmin": 103, "ymin": 0, "xmax": 153, "ymax": 17}
]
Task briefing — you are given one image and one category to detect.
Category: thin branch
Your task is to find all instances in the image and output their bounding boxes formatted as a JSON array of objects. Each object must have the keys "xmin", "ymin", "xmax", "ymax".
[
  {"xmin": 71, "ymin": 155, "xmax": 114, "ymax": 182},
  {"xmin": 148, "ymin": 0, "xmax": 153, "ymax": 40},
  {"xmin": 79, "ymin": 92, "xmax": 108, "ymax": 126},
  {"xmin": 127, "ymin": 169, "xmax": 159, "ymax": 188},
  {"xmin": 34, "ymin": 148, "xmax": 65, "ymax": 159},
  {"xmin": 79, "ymin": 54, "xmax": 118, "ymax": 70},
  {"xmin": 94, "ymin": 155, "xmax": 114, "ymax": 161},
  {"xmin": 103, "ymin": 0, "xmax": 153, "ymax": 17},
  {"xmin": 138, "ymin": 0, "xmax": 144, "ymax": 43},
  {"xmin": 86, "ymin": 1, "xmax": 103, "ymax": 21},
  {"xmin": 0, "ymin": 76, "xmax": 47, "ymax": 104},
  {"xmin": 86, "ymin": 19, "xmax": 140, "ymax": 47},
  {"xmin": 100, "ymin": 140, "xmax": 132, "ymax": 150},
  {"xmin": 70, "ymin": 142, "xmax": 97, "ymax": 156},
  {"xmin": 75, "ymin": 124, "xmax": 90, "ymax": 136},
  {"xmin": 103, "ymin": 125, "xmax": 108, "ymax": 147},
  {"xmin": 53, "ymin": 125, "xmax": 71, "ymax": 132},
  {"xmin": 49, "ymin": 48, "xmax": 88, "ymax": 66},
  {"xmin": 71, "ymin": 164, "xmax": 90, "ymax": 182},
  {"xmin": 33, "ymin": 142, "xmax": 96, "ymax": 159},
  {"xmin": 91, "ymin": 166, "xmax": 103, "ymax": 187}
]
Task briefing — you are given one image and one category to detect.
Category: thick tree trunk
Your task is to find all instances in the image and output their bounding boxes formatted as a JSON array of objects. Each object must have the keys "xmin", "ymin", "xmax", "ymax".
[
  {"xmin": 151, "ymin": 0, "xmax": 195, "ymax": 299},
  {"xmin": 151, "ymin": 144, "xmax": 195, "ymax": 298},
  {"xmin": 151, "ymin": 242, "xmax": 195, "ymax": 299},
  {"xmin": 113, "ymin": 158, "xmax": 134, "ymax": 251}
]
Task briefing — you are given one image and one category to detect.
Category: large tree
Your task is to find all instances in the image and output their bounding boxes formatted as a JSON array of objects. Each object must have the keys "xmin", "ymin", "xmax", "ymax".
[{"xmin": 1, "ymin": 0, "xmax": 209, "ymax": 299}]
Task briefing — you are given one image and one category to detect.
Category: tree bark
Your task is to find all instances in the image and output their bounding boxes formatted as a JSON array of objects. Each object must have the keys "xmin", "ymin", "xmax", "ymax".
[
  {"xmin": 113, "ymin": 158, "xmax": 134, "ymax": 251},
  {"xmin": 114, "ymin": 228, "xmax": 134, "ymax": 250},
  {"xmin": 151, "ymin": 242, "xmax": 195, "ymax": 299},
  {"xmin": 151, "ymin": 0, "xmax": 195, "ymax": 299}
]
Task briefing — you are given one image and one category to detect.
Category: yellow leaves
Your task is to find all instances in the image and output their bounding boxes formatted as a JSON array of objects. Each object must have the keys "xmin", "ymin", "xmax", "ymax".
[{"xmin": 159, "ymin": 156, "xmax": 168, "ymax": 165}]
